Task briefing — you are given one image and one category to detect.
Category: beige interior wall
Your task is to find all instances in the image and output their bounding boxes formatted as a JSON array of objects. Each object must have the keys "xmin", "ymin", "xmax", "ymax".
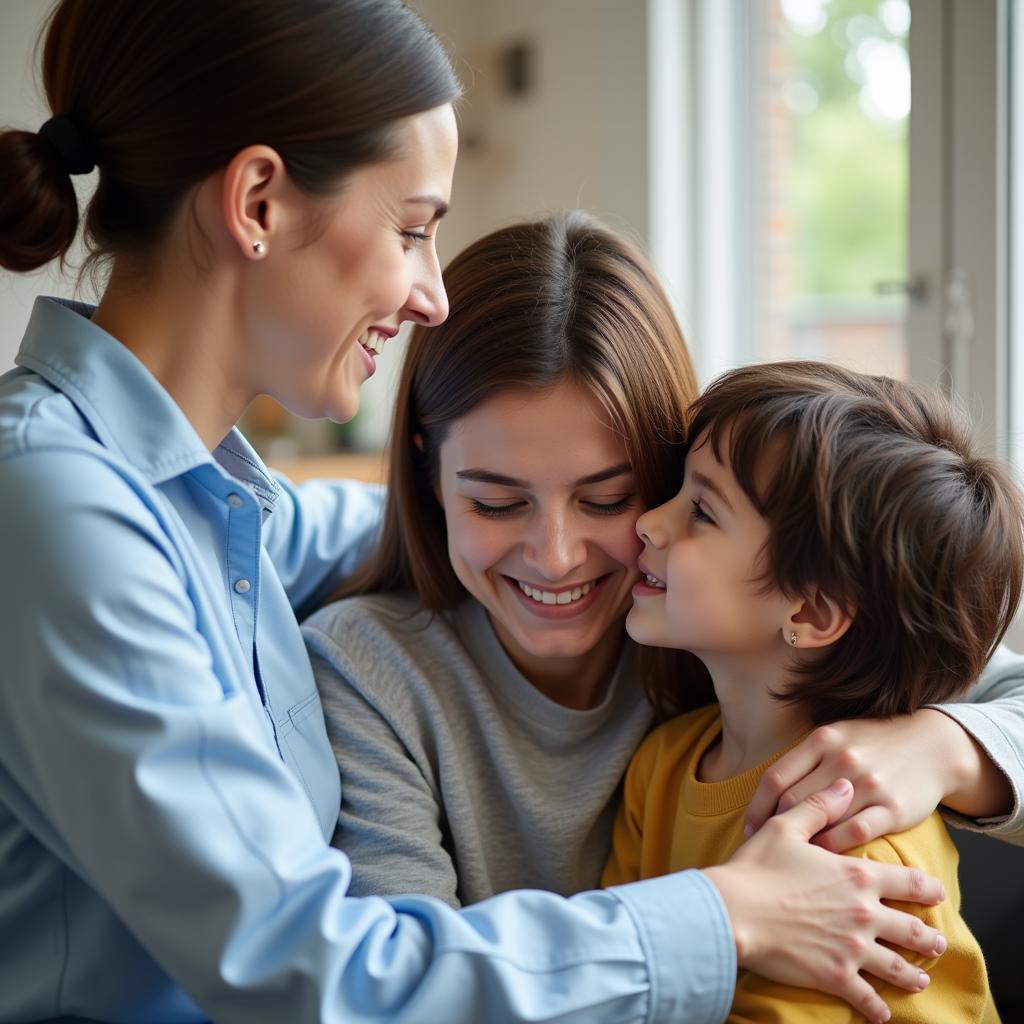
[{"xmin": 0, "ymin": 0, "xmax": 95, "ymax": 371}]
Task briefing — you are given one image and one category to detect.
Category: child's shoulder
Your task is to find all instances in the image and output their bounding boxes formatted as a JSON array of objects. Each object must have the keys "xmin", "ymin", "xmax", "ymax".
[
  {"xmin": 846, "ymin": 810, "xmax": 957, "ymax": 870},
  {"xmin": 845, "ymin": 813, "xmax": 963, "ymax": 923}
]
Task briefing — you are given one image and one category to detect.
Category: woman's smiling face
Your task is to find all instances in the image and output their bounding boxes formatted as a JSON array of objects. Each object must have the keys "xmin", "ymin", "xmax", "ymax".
[{"xmin": 435, "ymin": 379, "xmax": 644, "ymax": 684}]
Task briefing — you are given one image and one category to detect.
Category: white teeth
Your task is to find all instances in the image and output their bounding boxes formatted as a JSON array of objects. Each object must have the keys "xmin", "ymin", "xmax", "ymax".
[
  {"xmin": 644, "ymin": 573, "xmax": 666, "ymax": 589},
  {"xmin": 516, "ymin": 579, "xmax": 595, "ymax": 605},
  {"xmin": 359, "ymin": 329, "xmax": 386, "ymax": 356}
]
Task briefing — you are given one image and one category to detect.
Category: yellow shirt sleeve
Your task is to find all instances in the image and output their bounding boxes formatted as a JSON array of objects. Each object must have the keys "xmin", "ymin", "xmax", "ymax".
[{"xmin": 728, "ymin": 819, "xmax": 998, "ymax": 1023}]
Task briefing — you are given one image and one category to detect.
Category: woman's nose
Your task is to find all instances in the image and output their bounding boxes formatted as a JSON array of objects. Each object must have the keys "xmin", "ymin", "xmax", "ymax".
[
  {"xmin": 523, "ymin": 515, "xmax": 586, "ymax": 581},
  {"xmin": 403, "ymin": 250, "xmax": 449, "ymax": 327}
]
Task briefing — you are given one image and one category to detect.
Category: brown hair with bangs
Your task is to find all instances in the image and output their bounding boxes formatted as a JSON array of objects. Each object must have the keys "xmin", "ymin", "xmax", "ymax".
[
  {"xmin": 677, "ymin": 360, "xmax": 1024, "ymax": 724},
  {"xmin": 336, "ymin": 210, "xmax": 713, "ymax": 711}
]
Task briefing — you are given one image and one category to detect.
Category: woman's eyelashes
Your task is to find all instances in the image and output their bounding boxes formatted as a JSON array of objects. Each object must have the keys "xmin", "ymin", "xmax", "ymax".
[
  {"xmin": 467, "ymin": 495, "xmax": 636, "ymax": 519},
  {"xmin": 401, "ymin": 229, "xmax": 431, "ymax": 249},
  {"xmin": 583, "ymin": 496, "xmax": 635, "ymax": 516},
  {"xmin": 469, "ymin": 499, "xmax": 522, "ymax": 519}
]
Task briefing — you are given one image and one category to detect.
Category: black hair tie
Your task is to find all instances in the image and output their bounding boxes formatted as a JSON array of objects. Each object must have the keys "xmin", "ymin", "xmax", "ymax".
[{"xmin": 38, "ymin": 113, "xmax": 96, "ymax": 176}]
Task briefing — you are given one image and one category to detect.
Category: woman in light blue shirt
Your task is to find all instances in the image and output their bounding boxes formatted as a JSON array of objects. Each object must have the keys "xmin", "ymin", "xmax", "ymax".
[{"xmin": 0, "ymin": 2, "xmax": 948, "ymax": 1022}]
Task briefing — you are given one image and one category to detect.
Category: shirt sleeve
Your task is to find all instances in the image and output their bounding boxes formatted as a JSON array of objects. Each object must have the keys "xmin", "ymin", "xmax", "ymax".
[
  {"xmin": 262, "ymin": 475, "xmax": 385, "ymax": 619},
  {"xmin": 307, "ymin": 628, "xmax": 463, "ymax": 908},
  {"xmin": 0, "ymin": 449, "xmax": 736, "ymax": 1024},
  {"xmin": 930, "ymin": 643, "xmax": 1024, "ymax": 843}
]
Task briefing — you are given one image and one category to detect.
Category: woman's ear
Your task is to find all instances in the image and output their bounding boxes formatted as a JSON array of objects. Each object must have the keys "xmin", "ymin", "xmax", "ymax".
[
  {"xmin": 220, "ymin": 145, "xmax": 289, "ymax": 260},
  {"xmin": 784, "ymin": 588, "xmax": 854, "ymax": 650}
]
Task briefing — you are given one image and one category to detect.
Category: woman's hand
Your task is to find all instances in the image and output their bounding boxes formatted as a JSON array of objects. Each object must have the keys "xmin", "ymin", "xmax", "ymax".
[
  {"xmin": 703, "ymin": 779, "xmax": 946, "ymax": 1024},
  {"xmin": 744, "ymin": 709, "xmax": 1013, "ymax": 852}
]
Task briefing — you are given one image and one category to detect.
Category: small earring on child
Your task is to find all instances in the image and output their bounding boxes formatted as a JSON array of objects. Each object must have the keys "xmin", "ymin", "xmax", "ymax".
[
  {"xmin": 789, "ymin": 631, "xmax": 798, "ymax": 646},
  {"xmin": 252, "ymin": 240, "xmax": 266, "ymax": 256}
]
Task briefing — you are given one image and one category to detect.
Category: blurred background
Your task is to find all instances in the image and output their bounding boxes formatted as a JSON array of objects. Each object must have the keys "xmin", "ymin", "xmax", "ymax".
[
  {"xmin": 1, "ymin": 1, "xmax": 1013, "ymax": 465},
  {"xmin": 1, "ymin": 0, "xmax": 1023, "ymax": 1011},
  {"xmin": 0, "ymin": 0, "xmax": 1019, "ymax": 557}
]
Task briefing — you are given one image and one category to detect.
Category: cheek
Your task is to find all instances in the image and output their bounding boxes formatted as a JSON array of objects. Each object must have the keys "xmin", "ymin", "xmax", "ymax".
[
  {"xmin": 446, "ymin": 515, "xmax": 514, "ymax": 574},
  {"xmin": 364, "ymin": 246, "xmax": 413, "ymax": 313},
  {"xmin": 666, "ymin": 543, "xmax": 714, "ymax": 605},
  {"xmin": 607, "ymin": 521, "xmax": 643, "ymax": 569}
]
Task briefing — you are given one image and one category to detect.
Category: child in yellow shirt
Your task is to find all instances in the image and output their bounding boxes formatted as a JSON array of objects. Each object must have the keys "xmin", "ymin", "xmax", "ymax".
[{"xmin": 604, "ymin": 361, "xmax": 1024, "ymax": 1023}]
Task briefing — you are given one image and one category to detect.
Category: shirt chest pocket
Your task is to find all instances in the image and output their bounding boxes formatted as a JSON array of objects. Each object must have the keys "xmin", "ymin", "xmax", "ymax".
[{"xmin": 276, "ymin": 691, "xmax": 341, "ymax": 839}]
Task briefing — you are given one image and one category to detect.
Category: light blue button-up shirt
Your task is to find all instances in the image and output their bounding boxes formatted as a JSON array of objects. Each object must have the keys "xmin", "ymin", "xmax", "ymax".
[{"xmin": 0, "ymin": 298, "xmax": 737, "ymax": 1024}]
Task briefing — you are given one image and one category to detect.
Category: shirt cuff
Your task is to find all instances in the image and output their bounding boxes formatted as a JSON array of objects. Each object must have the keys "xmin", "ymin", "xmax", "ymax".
[
  {"xmin": 610, "ymin": 870, "xmax": 736, "ymax": 1024},
  {"xmin": 928, "ymin": 702, "xmax": 1023, "ymax": 836}
]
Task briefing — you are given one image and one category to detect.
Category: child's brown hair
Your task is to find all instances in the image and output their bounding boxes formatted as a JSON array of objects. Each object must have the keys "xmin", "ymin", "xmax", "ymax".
[{"xmin": 675, "ymin": 360, "xmax": 1024, "ymax": 725}]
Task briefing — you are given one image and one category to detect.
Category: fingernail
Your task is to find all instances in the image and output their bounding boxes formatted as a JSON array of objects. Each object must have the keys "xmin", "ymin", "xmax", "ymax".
[
  {"xmin": 934, "ymin": 883, "xmax": 947, "ymax": 904},
  {"xmin": 933, "ymin": 934, "xmax": 947, "ymax": 955},
  {"xmin": 917, "ymin": 971, "xmax": 930, "ymax": 990},
  {"xmin": 828, "ymin": 778, "xmax": 852, "ymax": 796},
  {"xmin": 743, "ymin": 823, "xmax": 754, "ymax": 838},
  {"xmin": 877, "ymin": 1009, "xmax": 891, "ymax": 1023}
]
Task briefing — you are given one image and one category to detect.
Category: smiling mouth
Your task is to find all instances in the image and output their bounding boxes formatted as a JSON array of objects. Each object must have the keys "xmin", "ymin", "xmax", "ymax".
[
  {"xmin": 358, "ymin": 328, "xmax": 389, "ymax": 356},
  {"xmin": 640, "ymin": 570, "xmax": 666, "ymax": 589},
  {"xmin": 514, "ymin": 576, "xmax": 602, "ymax": 606}
]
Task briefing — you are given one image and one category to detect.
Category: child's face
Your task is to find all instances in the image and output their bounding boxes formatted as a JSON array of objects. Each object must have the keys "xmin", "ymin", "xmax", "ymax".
[{"xmin": 626, "ymin": 428, "xmax": 793, "ymax": 658}]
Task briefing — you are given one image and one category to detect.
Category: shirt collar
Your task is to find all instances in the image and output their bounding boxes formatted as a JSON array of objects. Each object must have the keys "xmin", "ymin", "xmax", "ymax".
[{"xmin": 15, "ymin": 297, "xmax": 281, "ymax": 508}]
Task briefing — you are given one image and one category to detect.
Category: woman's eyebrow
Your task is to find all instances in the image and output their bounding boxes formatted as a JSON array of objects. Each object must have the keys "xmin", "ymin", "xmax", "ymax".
[
  {"xmin": 404, "ymin": 195, "xmax": 449, "ymax": 220},
  {"xmin": 573, "ymin": 463, "xmax": 633, "ymax": 486},
  {"xmin": 455, "ymin": 463, "xmax": 633, "ymax": 488},
  {"xmin": 457, "ymin": 469, "xmax": 525, "ymax": 486}
]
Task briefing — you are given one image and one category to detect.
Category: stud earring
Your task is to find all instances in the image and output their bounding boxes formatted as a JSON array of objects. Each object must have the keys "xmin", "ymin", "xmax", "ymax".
[
  {"xmin": 789, "ymin": 631, "xmax": 798, "ymax": 646},
  {"xmin": 252, "ymin": 240, "xmax": 265, "ymax": 255}
]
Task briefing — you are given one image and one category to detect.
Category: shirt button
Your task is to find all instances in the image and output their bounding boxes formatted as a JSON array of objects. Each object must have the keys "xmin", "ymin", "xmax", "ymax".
[
  {"xmin": 234, "ymin": 579, "xmax": 251, "ymax": 594},
  {"xmin": 227, "ymin": 493, "xmax": 244, "ymax": 508}
]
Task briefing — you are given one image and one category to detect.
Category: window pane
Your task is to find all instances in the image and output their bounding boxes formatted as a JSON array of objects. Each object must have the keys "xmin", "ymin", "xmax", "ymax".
[{"xmin": 751, "ymin": 0, "xmax": 910, "ymax": 377}]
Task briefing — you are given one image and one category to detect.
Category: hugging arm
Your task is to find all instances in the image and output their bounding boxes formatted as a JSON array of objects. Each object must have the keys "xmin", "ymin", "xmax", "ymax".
[{"xmin": 745, "ymin": 644, "xmax": 1024, "ymax": 850}]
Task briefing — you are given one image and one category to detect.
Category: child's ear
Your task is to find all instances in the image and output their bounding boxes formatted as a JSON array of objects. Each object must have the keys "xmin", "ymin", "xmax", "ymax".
[{"xmin": 784, "ymin": 588, "xmax": 854, "ymax": 649}]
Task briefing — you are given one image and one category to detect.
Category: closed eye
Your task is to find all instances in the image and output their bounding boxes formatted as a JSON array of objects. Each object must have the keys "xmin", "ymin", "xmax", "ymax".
[
  {"xmin": 583, "ymin": 496, "xmax": 635, "ymax": 516},
  {"xmin": 470, "ymin": 499, "xmax": 524, "ymax": 519},
  {"xmin": 690, "ymin": 499, "xmax": 715, "ymax": 525}
]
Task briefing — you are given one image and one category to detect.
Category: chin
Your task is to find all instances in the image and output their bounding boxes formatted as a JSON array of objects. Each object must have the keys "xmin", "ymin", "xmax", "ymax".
[
  {"xmin": 325, "ymin": 394, "xmax": 361, "ymax": 424},
  {"xmin": 624, "ymin": 611, "xmax": 656, "ymax": 645}
]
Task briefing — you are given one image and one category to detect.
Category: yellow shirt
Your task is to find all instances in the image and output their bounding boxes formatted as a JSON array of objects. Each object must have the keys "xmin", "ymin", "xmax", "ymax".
[{"xmin": 603, "ymin": 705, "xmax": 999, "ymax": 1023}]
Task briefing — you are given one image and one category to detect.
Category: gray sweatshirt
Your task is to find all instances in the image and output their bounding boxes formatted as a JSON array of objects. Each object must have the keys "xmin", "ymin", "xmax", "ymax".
[
  {"xmin": 304, "ymin": 593, "xmax": 1024, "ymax": 909},
  {"xmin": 304, "ymin": 593, "xmax": 654, "ymax": 907}
]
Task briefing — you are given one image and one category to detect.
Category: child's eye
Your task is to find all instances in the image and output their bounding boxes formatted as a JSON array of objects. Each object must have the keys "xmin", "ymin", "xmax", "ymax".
[
  {"xmin": 470, "ymin": 499, "xmax": 523, "ymax": 519},
  {"xmin": 583, "ymin": 496, "xmax": 635, "ymax": 516},
  {"xmin": 690, "ymin": 499, "xmax": 714, "ymax": 525}
]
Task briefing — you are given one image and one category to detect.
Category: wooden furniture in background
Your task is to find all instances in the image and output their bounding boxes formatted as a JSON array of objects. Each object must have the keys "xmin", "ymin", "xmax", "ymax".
[{"xmin": 269, "ymin": 451, "xmax": 386, "ymax": 485}]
